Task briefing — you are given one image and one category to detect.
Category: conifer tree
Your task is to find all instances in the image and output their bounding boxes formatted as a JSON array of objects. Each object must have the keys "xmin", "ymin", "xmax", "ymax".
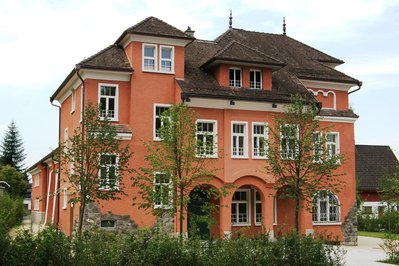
[{"xmin": 0, "ymin": 121, "xmax": 26, "ymax": 172}]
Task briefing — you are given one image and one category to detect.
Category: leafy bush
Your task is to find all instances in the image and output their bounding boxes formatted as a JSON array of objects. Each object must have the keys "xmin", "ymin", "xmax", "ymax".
[
  {"xmin": 380, "ymin": 233, "xmax": 399, "ymax": 264},
  {"xmin": 0, "ymin": 195, "xmax": 24, "ymax": 231},
  {"xmin": 0, "ymin": 227, "xmax": 346, "ymax": 266},
  {"xmin": 358, "ymin": 211, "xmax": 399, "ymax": 233}
]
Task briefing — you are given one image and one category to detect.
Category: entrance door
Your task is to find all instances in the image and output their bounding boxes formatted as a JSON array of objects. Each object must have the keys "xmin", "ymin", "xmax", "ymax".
[{"xmin": 188, "ymin": 186, "xmax": 210, "ymax": 239}]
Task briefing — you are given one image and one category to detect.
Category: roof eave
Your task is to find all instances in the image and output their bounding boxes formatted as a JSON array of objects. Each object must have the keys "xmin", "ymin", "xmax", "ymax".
[{"xmin": 202, "ymin": 58, "xmax": 285, "ymax": 71}]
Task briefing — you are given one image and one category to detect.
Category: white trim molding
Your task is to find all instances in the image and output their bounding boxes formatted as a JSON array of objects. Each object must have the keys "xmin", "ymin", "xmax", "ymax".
[
  {"xmin": 316, "ymin": 116, "xmax": 358, "ymax": 123},
  {"xmin": 300, "ymin": 79, "xmax": 356, "ymax": 91},
  {"xmin": 120, "ymin": 34, "xmax": 192, "ymax": 49},
  {"xmin": 308, "ymin": 89, "xmax": 336, "ymax": 110}
]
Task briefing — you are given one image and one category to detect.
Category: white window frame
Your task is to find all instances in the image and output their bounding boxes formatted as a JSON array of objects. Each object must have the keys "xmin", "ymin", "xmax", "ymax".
[
  {"xmin": 232, "ymin": 189, "xmax": 251, "ymax": 226},
  {"xmin": 98, "ymin": 154, "xmax": 119, "ymax": 191},
  {"xmin": 312, "ymin": 191, "xmax": 341, "ymax": 225},
  {"xmin": 229, "ymin": 67, "xmax": 242, "ymax": 88},
  {"xmin": 153, "ymin": 172, "xmax": 172, "ymax": 209},
  {"xmin": 254, "ymin": 190, "xmax": 262, "ymax": 226},
  {"xmin": 153, "ymin": 104, "xmax": 172, "ymax": 141},
  {"xmin": 252, "ymin": 122, "xmax": 268, "ymax": 159},
  {"xmin": 313, "ymin": 131, "xmax": 323, "ymax": 163},
  {"xmin": 280, "ymin": 124, "xmax": 299, "ymax": 160},
  {"xmin": 326, "ymin": 132, "xmax": 340, "ymax": 160},
  {"xmin": 160, "ymin": 45, "xmax": 174, "ymax": 73},
  {"xmin": 34, "ymin": 174, "xmax": 40, "ymax": 187},
  {"xmin": 98, "ymin": 83, "xmax": 119, "ymax": 122},
  {"xmin": 249, "ymin": 69, "xmax": 262, "ymax": 89},
  {"xmin": 71, "ymin": 89, "xmax": 76, "ymax": 113},
  {"xmin": 62, "ymin": 188, "xmax": 68, "ymax": 209},
  {"xmin": 80, "ymin": 86, "xmax": 83, "ymax": 122},
  {"xmin": 196, "ymin": 119, "xmax": 218, "ymax": 158},
  {"xmin": 143, "ymin": 43, "xmax": 157, "ymax": 71},
  {"xmin": 273, "ymin": 195, "xmax": 277, "ymax": 225},
  {"xmin": 34, "ymin": 198, "xmax": 40, "ymax": 211},
  {"xmin": 100, "ymin": 219, "xmax": 116, "ymax": 229},
  {"xmin": 231, "ymin": 121, "xmax": 248, "ymax": 159}
]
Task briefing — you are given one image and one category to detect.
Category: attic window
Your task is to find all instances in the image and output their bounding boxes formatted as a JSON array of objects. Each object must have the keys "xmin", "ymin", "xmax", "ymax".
[
  {"xmin": 250, "ymin": 70, "xmax": 262, "ymax": 89},
  {"xmin": 143, "ymin": 44, "xmax": 157, "ymax": 70},
  {"xmin": 229, "ymin": 68, "xmax": 242, "ymax": 88}
]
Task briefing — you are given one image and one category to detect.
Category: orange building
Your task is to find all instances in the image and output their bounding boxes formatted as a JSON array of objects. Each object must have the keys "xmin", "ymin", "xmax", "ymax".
[{"xmin": 28, "ymin": 16, "xmax": 361, "ymax": 244}]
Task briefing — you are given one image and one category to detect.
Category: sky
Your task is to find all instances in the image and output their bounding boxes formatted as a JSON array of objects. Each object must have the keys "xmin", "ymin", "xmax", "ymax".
[{"xmin": 0, "ymin": 0, "xmax": 398, "ymax": 168}]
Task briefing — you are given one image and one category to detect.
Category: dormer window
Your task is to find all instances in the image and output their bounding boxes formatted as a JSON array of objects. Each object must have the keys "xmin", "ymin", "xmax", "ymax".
[
  {"xmin": 229, "ymin": 67, "xmax": 242, "ymax": 88},
  {"xmin": 143, "ymin": 44, "xmax": 157, "ymax": 70},
  {"xmin": 250, "ymin": 69, "xmax": 262, "ymax": 89},
  {"xmin": 160, "ymin": 46, "xmax": 173, "ymax": 72}
]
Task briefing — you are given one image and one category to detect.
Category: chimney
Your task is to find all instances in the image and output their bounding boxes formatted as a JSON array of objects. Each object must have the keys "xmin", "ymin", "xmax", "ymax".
[{"xmin": 185, "ymin": 26, "xmax": 195, "ymax": 37}]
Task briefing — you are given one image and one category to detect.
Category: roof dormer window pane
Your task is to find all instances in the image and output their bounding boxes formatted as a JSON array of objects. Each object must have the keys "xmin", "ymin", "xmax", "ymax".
[
  {"xmin": 229, "ymin": 68, "xmax": 242, "ymax": 88},
  {"xmin": 143, "ymin": 45, "xmax": 156, "ymax": 70},
  {"xmin": 250, "ymin": 70, "xmax": 262, "ymax": 89},
  {"xmin": 160, "ymin": 46, "xmax": 173, "ymax": 72}
]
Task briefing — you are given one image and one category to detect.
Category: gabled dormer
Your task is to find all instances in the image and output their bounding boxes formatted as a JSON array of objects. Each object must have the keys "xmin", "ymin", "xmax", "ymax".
[
  {"xmin": 115, "ymin": 17, "xmax": 194, "ymax": 78},
  {"xmin": 201, "ymin": 41, "xmax": 284, "ymax": 91}
]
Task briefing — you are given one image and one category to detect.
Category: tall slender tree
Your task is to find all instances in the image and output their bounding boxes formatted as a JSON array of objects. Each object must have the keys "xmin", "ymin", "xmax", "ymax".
[{"xmin": 0, "ymin": 121, "xmax": 26, "ymax": 172}]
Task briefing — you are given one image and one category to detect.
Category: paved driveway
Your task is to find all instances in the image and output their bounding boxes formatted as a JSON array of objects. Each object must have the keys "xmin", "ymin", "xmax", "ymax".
[{"xmin": 342, "ymin": 236, "xmax": 392, "ymax": 265}]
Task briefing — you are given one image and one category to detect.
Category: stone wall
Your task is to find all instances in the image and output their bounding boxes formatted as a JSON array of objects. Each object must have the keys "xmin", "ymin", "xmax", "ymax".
[
  {"xmin": 341, "ymin": 202, "xmax": 358, "ymax": 246},
  {"xmin": 82, "ymin": 202, "xmax": 137, "ymax": 234}
]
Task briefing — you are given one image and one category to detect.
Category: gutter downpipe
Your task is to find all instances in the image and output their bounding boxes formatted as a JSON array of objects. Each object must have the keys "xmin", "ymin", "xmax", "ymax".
[
  {"xmin": 348, "ymin": 81, "xmax": 363, "ymax": 95},
  {"xmin": 75, "ymin": 65, "xmax": 86, "ymax": 234},
  {"xmin": 51, "ymin": 98, "xmax": 61, "ymax": 225}
]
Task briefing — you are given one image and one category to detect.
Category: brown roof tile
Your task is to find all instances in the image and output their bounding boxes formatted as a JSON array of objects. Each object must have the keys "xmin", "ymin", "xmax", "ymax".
[
  {"xmin": 318, "ymin": 109, "xmax": 359, "ymax": 118},
  {"xmin": 356, "ymin": 145, "xmax": 398, "ymax": 191}
]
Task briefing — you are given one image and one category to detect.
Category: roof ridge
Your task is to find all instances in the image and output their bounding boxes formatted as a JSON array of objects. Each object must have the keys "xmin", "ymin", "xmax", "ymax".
[
  {"xmin": 231, "ymin": 27, "xmax": 284, "ymax": 37},
  {"xmin": 78, "ymin": 44, "xmax": 117, "ymax": 65}
]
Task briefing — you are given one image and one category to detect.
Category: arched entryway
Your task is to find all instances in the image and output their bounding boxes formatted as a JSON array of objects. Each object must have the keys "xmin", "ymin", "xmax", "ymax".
[{"xmin": 187, "ymin": 185, "xmax": 220, "ymax": 239}]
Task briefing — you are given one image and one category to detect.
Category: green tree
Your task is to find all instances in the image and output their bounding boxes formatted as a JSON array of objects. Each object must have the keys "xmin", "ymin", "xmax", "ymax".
[
  {"xmin": 378, "ymin": 163, "xmax": 399, "ymax": 211},
  {"xmin": 59, "ymin": 102, "xmax": 133, "ymax": 236},
  {"xmin": 0, "ymin": 165, "xmax": 28, "ymax": 197},
  {"xmin": 267, "ymin": 96, "xmax": 344, "ymax": 231},
  {"xmin": 0, "ymin": 121, "xmax": 26, "ymax": 171},
  {"xmin": 133, "ymin": 104, "xmax": 221, "ymax": 240}
]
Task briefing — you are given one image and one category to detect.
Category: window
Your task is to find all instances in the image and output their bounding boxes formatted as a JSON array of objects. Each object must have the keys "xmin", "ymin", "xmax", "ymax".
[
  {"xmin": 71, "ymin": 89, "xmax": 76, "ymax": 112},
  {"xmin": 34, "ymin": 198, "xmax": 39, "ymax": 211},
  {"xmin": 273, "ymin": 196, "xmax": 277, "ymax": 225},
  {"xmin": 62, "ymin": 188, "xmax": 68, "ymax": 209},
  {"xmin": 252, "ymin": 123, "xmax": 268, "ymax": 159},
  {"xmin": 363, "ymin": 206, "xmax": 372, "ymax": 215},
  {"xmin": 232, "ymin": 122, "xmax": 248, "ymax": 158},
  {"xmin": 143, "ymin": 44, "xmax": 157, "ymax": 70},
  {"xmin": 250, "ymin": 69, "xmax": 262, "ymax": 89},
  {"xmin": 34, "ymin": 174, "xmax": 40, "ymax": 187},
  {"xmin": 254, "ymin": 191, "xmax": 262, "ymax": 225},
  {"xmin": 100, "ymin": 220, "xmax": 115, "ymax": 228},
  {"xmin": 313, "ymin": 132, "xmax": 323, "ymax": 162},
  {"xmin": 98, "ymin": 84, "xmax": 118, "ymax": 121},
  {"xmin": 160, "ymin": 46, "xmax": 174, "ymax": 72},
  {"xmin": 312, "ymin": 191, "xmax": 340, "ymax": 223},
  {"xmin": 196, "ymin": 120, "xmax": 217, "ymax": 158},
  {"xmin": 154, "ymin": 172, "xmax": 172, "ymax": 209},
  {"xmin": 99, "ymin": 154, "xmax": 118, "ymax": 190},
  {"xmin": 154, "ymin": 104, "xmax": 171, "ymax": 140},
  {"xmin": 232, "ymin": 189, "xmax": 250, "ymax": 225},
  {"xmin": 280, "ymin": 124, "xmax": 298, "ymax": 160},
  {"xmin": 229, "ymin": 67, "xmax": 242, "ymax": 87},
  {"xmin": 326, "ymin": 132, "xmax": 339, "ymax": 159}
]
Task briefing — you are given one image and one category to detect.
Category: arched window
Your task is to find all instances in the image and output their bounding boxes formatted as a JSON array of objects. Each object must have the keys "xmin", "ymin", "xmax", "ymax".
[{"xmin": 312, "ymin": 191, "xmax": 340, "ymax": 223}]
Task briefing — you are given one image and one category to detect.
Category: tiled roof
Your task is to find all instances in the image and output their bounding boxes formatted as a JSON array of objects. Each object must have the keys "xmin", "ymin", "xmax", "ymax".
[
  {"xmin": 202, "ymin": 41, "xmax": 284, "ymax": 68},
  {"xmin": 355, "ymin": 145, "xmax": 398, "ymax": 191},
  {"xmin": 27, "ymin": 148, "xmax": 59, "ymax": 173},
  {"xmin": 77, "ymin": 44, "xmax": 132, "ymax": 72},
  {"xmin": 318, "ymin": 109, "xmax": 359, "ymax": 118},
  {"xmin": 116, "ymin": 16, "xmax": 194, "ymax": 43}
]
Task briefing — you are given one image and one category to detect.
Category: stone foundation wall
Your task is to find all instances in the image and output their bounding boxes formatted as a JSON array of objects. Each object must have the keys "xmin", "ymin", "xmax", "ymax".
[
  {"xmin": 342, "ymin": 202, "xmax": 358, "ymax": 246},
  {"xmin": 82, "ymin": 202, "xmax": 137, "ymax": 234}
]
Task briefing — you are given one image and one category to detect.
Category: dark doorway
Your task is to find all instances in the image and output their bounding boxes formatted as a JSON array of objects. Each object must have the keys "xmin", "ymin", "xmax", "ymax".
[{"xmin": 188, "ymin": 186, "xmax": 211, "ymax": 239}]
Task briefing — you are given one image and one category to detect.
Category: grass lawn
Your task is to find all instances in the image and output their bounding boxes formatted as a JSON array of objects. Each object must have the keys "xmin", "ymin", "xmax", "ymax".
[{"xmin": 358, "ymin": 231, "xmax": 399, "ymax": 239}]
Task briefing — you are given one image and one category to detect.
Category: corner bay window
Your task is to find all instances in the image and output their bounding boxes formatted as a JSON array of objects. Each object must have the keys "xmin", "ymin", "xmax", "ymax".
[
  {"xmin": 99, "ymin": 84, "xmax": 118, "ymax": 121},
  {"xmin": 312, "ymin": 191, "xmax": 340, "ymax": 223},
  {"xmin": 229, "ymin": 68, "xmax": 242, "ymax": 87},
  {"xmin": 154, "ymin": 172, "xmax": 172, "ymax": 209},
  {"xmin": 232, "ymin": 190, "xmax": 250, "ymax": 225},
  {"xmin": 232, "ymin": 122, "xmax": 248, "ymax": 158},
  {"xmin": 250, "ymin": 69, "xmax": 262, "ymax": 89},
  {"xmin": 154, "ymin": 105, "xmax": 170, "ymax": 140},
  {"xmin": 99, "ymin": 154, "xmax": 118, "ymax": 190},
  {"xmin": 196, "ymin": 120, "xmax": 217, "ymax": 157}
]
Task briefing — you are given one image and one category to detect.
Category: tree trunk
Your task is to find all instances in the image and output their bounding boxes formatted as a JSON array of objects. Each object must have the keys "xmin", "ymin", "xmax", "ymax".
[
  {"xmin": 179, "ymin": 185, "xmax": 184, "ymax": 243},
  {"xmin": 77, "ymin": 197, "xmax": 86, "ymax": 237}
]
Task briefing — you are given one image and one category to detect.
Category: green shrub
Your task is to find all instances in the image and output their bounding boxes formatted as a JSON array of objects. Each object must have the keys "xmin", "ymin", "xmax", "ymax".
[
  {"xmin": 0, "ymin": 195, "xmax": 24, "ymax": 231},
  {"xmin": 358, "ymin": 211, "xmax": 399, "ymax": 233},
  {"xmin": 380, "ymin": 233, "xmax": 399, "ymax": 264}
]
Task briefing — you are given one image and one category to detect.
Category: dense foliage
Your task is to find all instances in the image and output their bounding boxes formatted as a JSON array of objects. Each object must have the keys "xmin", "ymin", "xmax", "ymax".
[
  {"xmin": 0, "ymin": 121, "xmax": 26, "ymax": 171},
  {"xmin": 0, "ymin": 227, "xmax": 345, "ymax": 266},
  {"xmin": 0, "ymin": 194, "xmax": 24, "ymax": 231},
  {"xmin": 358, "ymin": 211, "xmax": 399, "ymax": 234},
  {"xmin": 0, "ymin": 165, "xmax": 28, "ymax": 197}
]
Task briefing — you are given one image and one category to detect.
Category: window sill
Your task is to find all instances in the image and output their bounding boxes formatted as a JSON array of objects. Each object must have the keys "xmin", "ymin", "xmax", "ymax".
[
  {"xmin": 252, "ymin": 156, "xmax": 268, "ymax": 160},
  {"xmin": 254, "ymin": 223, "xmax": 262, "ymax": 227},
  {"xmin": 312, "ymin": 222, "xmax": 341, "ymax": 226},
  {"xmin": 142, "ymin": 69, "xmax": 175, "ymax": 75},
  {"xmin": 231, "ymin": 156, "xmax": 249, "ymax": 159},
  {"xmin": 196, "ymin": 154, "xmax": 218, "ymax": 159},
  {"xmin": 232, "ymin": 223, "xmax": 251, "ymax": 227}
]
